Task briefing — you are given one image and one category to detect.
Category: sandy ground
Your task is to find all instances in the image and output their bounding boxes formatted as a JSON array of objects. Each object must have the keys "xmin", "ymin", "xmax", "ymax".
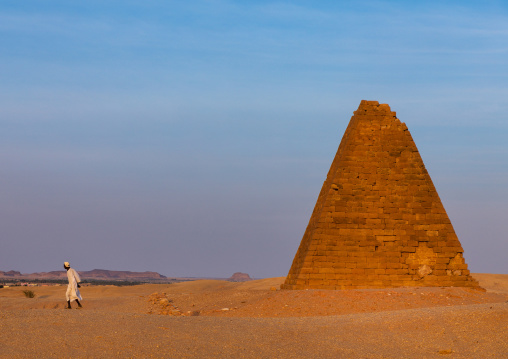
[{"xmin": 1, "ymin": 273, "xmax": 507, "ymax": 358}]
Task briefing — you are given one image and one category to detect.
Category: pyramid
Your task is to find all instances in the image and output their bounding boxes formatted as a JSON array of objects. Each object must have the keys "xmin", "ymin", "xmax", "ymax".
[{"xmin": 282, "ymin": 100, "xmax": 480, "ymax": 290}]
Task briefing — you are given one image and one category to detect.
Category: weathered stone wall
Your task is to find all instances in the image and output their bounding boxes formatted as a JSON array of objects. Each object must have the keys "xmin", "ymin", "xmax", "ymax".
[{"xmin": 282, "ymin": 100, "xmax": 480, "ymax": 290}]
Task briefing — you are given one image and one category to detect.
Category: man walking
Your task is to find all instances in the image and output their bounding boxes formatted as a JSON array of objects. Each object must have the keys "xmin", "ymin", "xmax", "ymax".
[{"xmin": 64, "ymin": 261, "xmax": 83, "ymax": 309}]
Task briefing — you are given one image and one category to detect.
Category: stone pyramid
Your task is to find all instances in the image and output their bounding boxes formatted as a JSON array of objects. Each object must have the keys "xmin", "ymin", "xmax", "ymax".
[{"xmin": 282, "ymin": 100, "xmax": 480, "ymax": 290}]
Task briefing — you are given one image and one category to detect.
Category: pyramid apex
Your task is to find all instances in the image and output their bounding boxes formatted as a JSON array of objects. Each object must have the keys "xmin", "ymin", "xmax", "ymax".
[
  {"xmin": 360, "ymin": 100, "xmax": 379, "ymax": 106},
  {"xmin": 355, "ymin": 100, "xmax": 396, "ymax": 118},
  {"xmin": 359, "ymin": 100, "xmax": 392, "ymax": 111}
]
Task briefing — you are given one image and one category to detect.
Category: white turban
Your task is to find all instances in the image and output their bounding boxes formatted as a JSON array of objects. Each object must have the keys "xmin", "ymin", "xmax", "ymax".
[{"xmin": 64, "ymin": 262, "xmax": 70, "ymax": 267}]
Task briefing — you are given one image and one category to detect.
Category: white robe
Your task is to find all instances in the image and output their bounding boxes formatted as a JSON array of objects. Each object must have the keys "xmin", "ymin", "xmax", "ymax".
[{"xmin": 66, "ymin": 268, "xmax": 82, "ymax": 302}]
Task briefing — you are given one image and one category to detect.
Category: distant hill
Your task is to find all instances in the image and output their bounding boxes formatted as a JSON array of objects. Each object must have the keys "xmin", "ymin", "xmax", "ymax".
[
  {"xmin": 0, "ymin": 269, "xmax": 167, "ymax": 281},
  {"xmin": 228, "ymin": 272, "xmax": 252, "ymax": 282}
]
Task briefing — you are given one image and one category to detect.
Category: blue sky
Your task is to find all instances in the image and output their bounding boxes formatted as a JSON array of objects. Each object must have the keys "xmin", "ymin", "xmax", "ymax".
[{"xmin": 1, "ymin": 1, "xmax": 507, "ymax": 277}]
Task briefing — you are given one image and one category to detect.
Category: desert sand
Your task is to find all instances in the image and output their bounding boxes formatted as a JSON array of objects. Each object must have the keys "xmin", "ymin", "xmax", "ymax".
[{"xmin": 1, "ymin": 274, "xmax": 507, "ymax": 358}]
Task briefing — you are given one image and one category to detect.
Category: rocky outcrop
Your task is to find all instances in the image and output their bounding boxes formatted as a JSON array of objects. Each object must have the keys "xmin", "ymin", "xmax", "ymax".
[
  {"xmin": 0, "ymin": 270, "xmax": 22, "ymax": 277},
  {"xmin": 0, "ymin": 269, "xmax": 167, "ymax": 281},
  {"xmin": 228, "ymin": 272, "xmax": 252, "ymax": 282}
]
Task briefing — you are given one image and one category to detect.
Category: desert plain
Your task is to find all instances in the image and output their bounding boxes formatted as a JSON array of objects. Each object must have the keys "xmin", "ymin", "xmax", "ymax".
[{"xmin": 1, "ymin": 273, "xmax": 507, "ymax": 358}]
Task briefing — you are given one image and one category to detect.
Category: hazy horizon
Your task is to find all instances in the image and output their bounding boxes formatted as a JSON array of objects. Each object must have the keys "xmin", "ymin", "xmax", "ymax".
[{"xmin": 1, "ymin": 1, "xmax": 507, "ymax": 277}]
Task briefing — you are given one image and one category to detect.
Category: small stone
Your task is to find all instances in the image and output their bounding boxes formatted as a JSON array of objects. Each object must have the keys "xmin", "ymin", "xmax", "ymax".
[{"xmin": 438, "ymin": 349, "xmax": 453, "ymax": 355}]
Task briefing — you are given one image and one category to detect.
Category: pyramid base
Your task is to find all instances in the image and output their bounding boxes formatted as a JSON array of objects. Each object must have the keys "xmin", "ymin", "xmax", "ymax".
[{"xmin": 281, "ymin": 276, "xmax": 482, "ymax": 290}]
